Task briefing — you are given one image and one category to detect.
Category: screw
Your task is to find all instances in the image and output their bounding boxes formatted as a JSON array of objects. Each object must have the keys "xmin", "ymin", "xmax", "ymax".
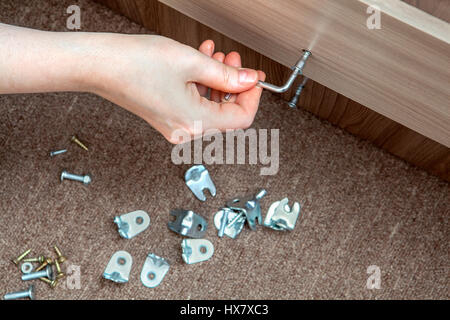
[
  {"xmin": 54, "ymin": 259, "xmax": 65, "ymax": 279},
  {"xmin": 40, "ymin": 277, "xmax": 58, "ymax": 288},
  {"xmin": 287, "ymin": 77, "xmax": 308, "ymax": 108},
  {"xmin": 218, "ymin": 209, "xmax": 229, "ymax": 238},
  {"xmin": 50, "ymin": 149, "xmax": 67, "ymax": 157},
  {"xmin": 22, "ymin": 265, "xmax": 54, "ymax": 281},
  {"xmin": 53, "ymin": 245, "xmax": 66, "ymax": 263},
  {"xmin": 71, "ymin": 135, "xmax": 88, "ymax": 151},
  {"xmin": 60, "ymin": 170, "xmax": 91, "ymax": 185},
  {"xmin": 23, "ymin": 255, "xmax": 45, "ymax": 263},
  {"xmin": 3, "ymin": 285, "xmax": 35, "ymax": 300},
  {"xmin": 12, "ymin": 249, "xmax": 31, "ymax": 265},
  {"xmin": 35, "ymin": 260, "xmax": 49, "ymax": 271},
  {"xmin": 224, "ymin": 92, "xmax": 232, "ymax": 101}
]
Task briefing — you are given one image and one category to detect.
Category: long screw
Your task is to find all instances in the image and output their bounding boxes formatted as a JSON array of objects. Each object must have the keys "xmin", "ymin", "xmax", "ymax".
[
  {"xmin": 40, "ymin": 277, "xmax": 58, "ymax": 288},
  {"xmin": 54, "ymin": 259, "xmax": 65, "ymax": 279},
  {"xmin": 60, "ymin": 170, "xmax": 91, "ymax": 185},
  {"xmin": 71, "ymin": 135, "xmax": 88, "ymax": 151},
  {"xmin": 23, "ymin": 255, "xmax": 45, "ymax": 263},
  {"xmin": 12, "ymin": 249, "xmax": 31, "ymax": 265},
  {"xmin": 22, "ymin": 265, "xmax": 54, "ymax": 281},
  {"xmin": 287, "ymin": 77, "xmax": 308, "ymax": 108},
  {"xmin": 54, "ymin": 245, "xmax": 67, "ymax": 263},
  {"xmin": 3, "ymin": 285, "xmax": 35, "ymax": 300},
  {"xmin": 50, "ymin": 149, "xmax": 67, "ymax": 157}
]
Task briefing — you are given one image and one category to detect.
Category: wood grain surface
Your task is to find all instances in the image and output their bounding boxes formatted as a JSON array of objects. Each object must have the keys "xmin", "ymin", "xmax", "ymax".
[{"xmin": 94, "ymin": 0, "xmax": 449, "ymax": 181}]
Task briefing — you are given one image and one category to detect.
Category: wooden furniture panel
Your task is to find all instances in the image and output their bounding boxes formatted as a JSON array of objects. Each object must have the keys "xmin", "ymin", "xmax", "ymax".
[{"xmin": 94, "ymin": 0, "xmax": 449, "ymax": 181}]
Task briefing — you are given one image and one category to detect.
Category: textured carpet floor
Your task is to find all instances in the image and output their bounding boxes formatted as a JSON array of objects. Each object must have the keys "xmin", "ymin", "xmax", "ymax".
[{"xmin": 0, "ymin": 0, "xmax": 448, "ymax": 300}]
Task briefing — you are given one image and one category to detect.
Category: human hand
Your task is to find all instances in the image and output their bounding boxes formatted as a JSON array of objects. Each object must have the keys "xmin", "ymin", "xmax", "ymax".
[{"xmin": 91, "ymin": 35, "xmax": 265, "ymax": 143}]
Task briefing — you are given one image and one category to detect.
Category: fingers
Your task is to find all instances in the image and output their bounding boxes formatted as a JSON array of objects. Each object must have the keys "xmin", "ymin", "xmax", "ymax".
[
  {"xmin": 196, "ymin": 40, "xmax": 215, "ymax": 97},
  {"xmin": 192, "ymin": 51, "xmax": 258, "ymax": 93},
  {"xmin": 222, "ymin": 51, "xmax": 242, "ymax": 103},
  {"xmin": 210, "ymin": 52, "xmax": 225, "ymax": 102},
  {"xmin": 200, "ymin": 70, "xmax": 266, "ymax": 130}
]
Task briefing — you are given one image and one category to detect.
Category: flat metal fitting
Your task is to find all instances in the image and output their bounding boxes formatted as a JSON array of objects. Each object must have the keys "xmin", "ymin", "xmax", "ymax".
[
  {"xmin": 181, "ymin": 239, "xmax": 214, "ymax": 264},
  {"xmin": 103, "ymin": 251, "xmax": 132, "ymax": 283},
  {"xmin": 114, "ymin": 210, "xmax": 150, "ymax": 239},
  {"xmin": 140, "ymin": 253, "xmax": 170, "ymax": 288},
  {"xmin": 168, "ymin": 209, "xmax": 208, "ymax": 238},
  {"xmin": 20, "ymin": 262, "xmax": 34, "ymax": 274},
  {"xmin": 264, "ymin": 198, "xmax": 301, "ymax": 231},
  {"xmin": 185, "ymin": 165, "xmax": 216, "ymax": 201},
  {"xmin": 226, "ymin": 189, "xmax": 267, "ymax": 231},
  {"xmin": 214, "ymin": 208, "xmax": 246, "ymax": 239}
]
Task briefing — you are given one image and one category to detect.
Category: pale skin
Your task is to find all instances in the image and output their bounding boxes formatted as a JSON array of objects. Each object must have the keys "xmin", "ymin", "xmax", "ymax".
[{"xmin": 0, "ymin": 23, "xmax": 265, "ymax": 143}]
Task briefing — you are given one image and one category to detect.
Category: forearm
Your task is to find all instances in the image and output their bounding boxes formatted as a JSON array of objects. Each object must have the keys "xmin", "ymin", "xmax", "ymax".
[{"xmin": 0, "ymin": 23, "xmax": 109, "ymax": 94}]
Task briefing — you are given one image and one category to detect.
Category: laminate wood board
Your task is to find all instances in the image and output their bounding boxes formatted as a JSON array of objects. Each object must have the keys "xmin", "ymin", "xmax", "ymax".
[
  {"xmin": 94, "ymin": 0, "xmax": 449, "ymax": 181},
  {"xmin": 160, "ymin": 0, "xmax": 450, "ymax": 148}
]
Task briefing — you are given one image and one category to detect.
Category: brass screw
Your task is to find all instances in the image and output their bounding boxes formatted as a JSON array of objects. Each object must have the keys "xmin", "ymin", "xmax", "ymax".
[
  {"xmin": 12, "ymin": 249, "xmax": 31, "ymax": 265},
  {"xmin": 45, "ymin": 257, "xmax": 54, "ymax": 265},
  {"xmin": 40, "ymin": 277, "xmax": 58, "ymax": 288},
  {"xmin": 35, "ymin": 261, "xmax": 49, "ymax": 272},
  {"xmin": 23, "ymin": 255, "xmax": 45, "ymax": 263},
  {"xmin": 54, "ymin": 259, "xmax": 65, "ymax": 279},
  {"xmin": 71, "ymin": 135, "xmax": 88, "ymax": 151},
  {"xmin": 54, "ymin": 245, "xmax": 66, "ymax": 263}
]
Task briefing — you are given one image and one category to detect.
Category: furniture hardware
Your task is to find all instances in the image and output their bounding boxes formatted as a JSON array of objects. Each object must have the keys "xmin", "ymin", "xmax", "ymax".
[{"xmin": 256, "ymin": 50, "xmax": 311, "ymax": 93}]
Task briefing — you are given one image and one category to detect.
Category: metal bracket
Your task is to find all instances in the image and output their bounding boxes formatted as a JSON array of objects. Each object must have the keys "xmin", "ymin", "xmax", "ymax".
[
  {"xmin": 114, "ymin": 210, "xmax": 150, "ymax": 239},
  {"xmin": 264, "ymin": 198, "xmax": 301, "ymax": 231},
  {"xmin": 168, "ymin": 209, "xmax": 208, "ymax": 238},
  {"xmin": 181, "ymin": 239, "xmax": 214, "ymax": 264},
  {"xmin": 257, "ymin": 50, "xmax": 311, "ymax": 93},
  {"xmin": 185, "ymin": 165, "xmax": 216, "ymax": 201},
  {"xmin": 103, "ymin": 251, "xmax": 133, "ymax": 283},
  {"xmin": 226, "ymin": 189, "xmax": 267, "ymax": 231},
  {"xmin": 140, "ymin": 253, "xmax": 170, "ymax": 288}
]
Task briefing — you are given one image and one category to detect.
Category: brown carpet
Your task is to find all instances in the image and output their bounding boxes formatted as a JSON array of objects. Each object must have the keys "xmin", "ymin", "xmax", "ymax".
[{"xmin": 0, "ymin": 0, "xmax": 448, "ymax": 300}]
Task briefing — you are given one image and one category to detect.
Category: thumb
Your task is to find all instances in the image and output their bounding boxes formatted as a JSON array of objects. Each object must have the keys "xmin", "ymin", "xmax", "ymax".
[{"xmin": 192, "ymin": 55, "xmax": 258, "ymax": 93}]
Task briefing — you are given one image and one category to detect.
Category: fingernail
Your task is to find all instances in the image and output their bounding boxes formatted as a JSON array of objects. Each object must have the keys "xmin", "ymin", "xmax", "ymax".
[{"xmin": 238, "ymin": 69, "xmax": 258, "ymax": 85}]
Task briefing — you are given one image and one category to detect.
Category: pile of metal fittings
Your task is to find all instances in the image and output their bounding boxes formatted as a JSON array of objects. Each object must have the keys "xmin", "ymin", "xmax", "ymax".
[
  {"xmin": 181, "ymin": 164, "xmax": 302, "ymax": 245},
  {"xmin": 3, "ymin": 246, "xmax": 67, "ymax": 300},
  {"xmin": 103, "ymin": 164, "xmax": 301, "ymax": 290},
  {"xmin": 103, "ymin": 210, "xmax": 171, "ymax": 288}
]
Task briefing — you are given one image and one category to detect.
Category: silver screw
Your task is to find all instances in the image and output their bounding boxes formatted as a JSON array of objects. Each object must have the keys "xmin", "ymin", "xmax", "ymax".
[
  {"xmin": 287, "ymin": 77, "xmax": 308, "ymax": 108},
  {"xmin": 21, "ymin": 265, "xmax": 54, "ymax": 281},
  {"xmin": 224, "ymin": 92, "xmax": 232, "ymax": 101},
  {"xmin": 218, "ymin": 209, "xmax": 229, "ymax": 238},
  {"xmin": 3, "ymin": 284, "xmax": 35, "ymax": 300},
  {"xmin": 60, "ymin": 170, "xmax": 91, "ymax": 185},
  {"xmin": 50, "ymin": 149, "xmax": 67, "ymax": 157}
]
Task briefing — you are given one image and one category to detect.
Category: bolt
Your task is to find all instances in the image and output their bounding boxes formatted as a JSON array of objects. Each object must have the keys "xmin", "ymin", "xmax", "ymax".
[
  {"xmin": 50, "ymin": 149, "xmax": 67, "ymax": 157},
  {"xmin": 218, "ymin": 209, "xmax": 229, "ymax": 238},
  {"xmin": 22, "ymin": 265, "xmax": 54, "ymax": 281},
  {"xmin": 71, "ymin": 135, "xmax": 88, "ymax": 151},
  {"xmin": 12, "ymin": 249, "xmax": 31, "ymax": 265},
  {"xmin": 227, "ymin": 211, "xmax": 245, "ymax": 228},
  {"xmin": 3, "ymin": 285, "xmax": 35, "ymax": 300},
  {"xmin": 287, "ymin": 77, "xmax": 308, "ymax": 108},
  {"xmin": 60, "ymin": 170, "xmax": 91, "ymax": 185},
  {"xmin": 54, "ymin": 245, "xmax": 67, "ymax": 263},
  {"xmin": 54, "ymin": 259, "xmax": 65, "ymax": 279},
  {"xmin": 40, "ymin": 277, "xmax": 58, "ymax": 288},
  {"xmin": 23, "ymin": 255, "xmax": 45, "ymax": 263}
]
